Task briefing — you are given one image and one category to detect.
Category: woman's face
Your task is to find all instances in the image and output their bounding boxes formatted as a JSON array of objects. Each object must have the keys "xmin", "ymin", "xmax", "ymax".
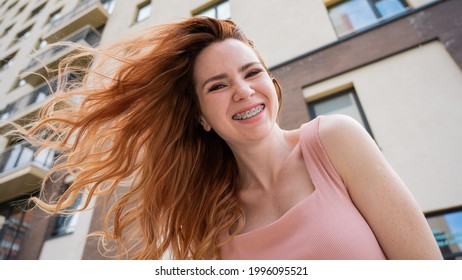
[{"xmin": 193, "ymin": 38, "xmax": 279, "ymax": 146}]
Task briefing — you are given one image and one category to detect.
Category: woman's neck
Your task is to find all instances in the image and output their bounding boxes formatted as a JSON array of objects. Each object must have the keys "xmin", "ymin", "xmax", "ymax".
[{"xmin": 228, "ymin": 124, "xmax": 299, "ymax": 192}]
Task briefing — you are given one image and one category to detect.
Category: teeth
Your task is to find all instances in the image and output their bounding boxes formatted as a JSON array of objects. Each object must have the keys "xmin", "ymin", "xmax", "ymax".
[{"xmin": 233, "ymin": 105, "xmax": 264, "ymax": 120}]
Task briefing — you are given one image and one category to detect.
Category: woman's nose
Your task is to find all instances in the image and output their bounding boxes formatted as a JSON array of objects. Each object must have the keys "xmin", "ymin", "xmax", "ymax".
[{"xmin": 233, "ymin": 82, "xmax": 255, "ymax": 102}]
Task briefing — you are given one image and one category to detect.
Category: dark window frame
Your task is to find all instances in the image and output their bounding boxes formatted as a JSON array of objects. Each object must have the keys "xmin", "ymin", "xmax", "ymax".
[
  {"xmin": 307, "ymin": 87, "xmax": 375, "ymax": 137},
  {"xmin": 193, "ymin": 0, "xmax": 230, "ymax": 20},
  {"xmin": 135, "ymin": 1, "xmax": 151, "ymax": 23},
  {"xmin": 328, "ymin": 0, "xmax": 410, "ymax": 37},
  {"xmin": 28, "ymin": 3, "xmax": 46, "ymax": 19},
  {"xmin": 425, "ymin": 206, "xmax": 462, "ymax": 260}
]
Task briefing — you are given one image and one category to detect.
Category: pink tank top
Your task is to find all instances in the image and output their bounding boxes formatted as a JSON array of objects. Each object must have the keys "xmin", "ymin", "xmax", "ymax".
[{"xmin": 220, "ymin": 117, "xmax": 387, "ymax": 259}]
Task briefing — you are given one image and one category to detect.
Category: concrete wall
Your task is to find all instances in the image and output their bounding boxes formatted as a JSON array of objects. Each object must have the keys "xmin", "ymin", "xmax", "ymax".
[
  {"xmin": 101, "ymin": 0, "xmax": 337, "ymax": 67},
  {"xmin": 231, "ymin": 0, "xmax": 337, "ymax": 67},
  {"xmin": 302, "ymin": 41, "xmax": 462, "ymax": 212},
  {"xmin": 39, "ymin": 199, "xmax": 95, "ymax": 260},
  {"xmin": 408, "ymin": 0, "xmax": 438, "ymax": 8}
]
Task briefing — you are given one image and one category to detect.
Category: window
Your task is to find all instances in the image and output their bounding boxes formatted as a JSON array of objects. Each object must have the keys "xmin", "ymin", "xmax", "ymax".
[
  {"xmin": 51, "ymin": 193, "xmax": 82, "ymax": 237},
  {"xmin": 307, "ymin": 87, "xmax": 374, "ymax": 136},
  {"xmin": 426, "ymin": 207, "xmax": 462, "ymax": 260},
  {"xmin": 0, "ymin": 24, "xmax": 14, "ymax": 38},
  {"xmin": 17, "ymin": 26, "xmax": 32, "ymax": 40},
  {"xmin": 194, "ymin": 0, "xmax": 231, "ymax": 20},
  {"xmin": 0, "ymin": 210, "xmax": 30, "ymax": 260},
  {"xmin": 328, "ymin": 0, "xmax": 409, "ymax": 37},
  {"xmin": 6, "ymin": 1, "xmax": 18, "ymax": 11},
  {"xmin": 16, "ymin": 3, "xmax": 27, "ymax": 15},
  {"xmin": 36, "ymin": 38, "xmax": 48, "ymax": 50},
  {"xmin": 10, "ymin": 25, "xmax": 33, "ymax": 46},
  {"xmin": 135, "ymin": 1, "xmax": 151, "ymax": 23},
  {"xmin": 0, "ymin": 52, "xmax": 17, "ymax": 72},
  {"xmin": 48, "ymin": 8, "xmax": 62, "ymax": 24},
  {"xmin": 101, "ymin": 0, "xmax": 115, "ymax": 14},
  {"xmin": 29, "ymin": 3, "xmax": 45, "ymax": 19},
  {"xmin": 14, "ymin": 79, "xmax": 26, "ymax": 89}
]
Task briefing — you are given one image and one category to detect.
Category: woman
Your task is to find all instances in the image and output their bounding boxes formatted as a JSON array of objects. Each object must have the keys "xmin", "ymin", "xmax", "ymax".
[{"xmin": 25, "ymin": 17, "xmax": 442, "ymax": 259}]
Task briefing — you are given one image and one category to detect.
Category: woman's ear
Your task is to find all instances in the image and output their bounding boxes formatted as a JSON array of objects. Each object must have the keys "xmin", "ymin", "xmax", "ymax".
[{"xmin": 199, "ymin": 116, "xmax": 212, "ymax": 132}]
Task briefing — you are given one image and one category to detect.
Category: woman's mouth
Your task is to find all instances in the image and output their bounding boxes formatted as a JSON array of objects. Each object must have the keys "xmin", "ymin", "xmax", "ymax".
[{"xmin": 232, "ymin": 104, "xmax": 265, "ymax": 120}]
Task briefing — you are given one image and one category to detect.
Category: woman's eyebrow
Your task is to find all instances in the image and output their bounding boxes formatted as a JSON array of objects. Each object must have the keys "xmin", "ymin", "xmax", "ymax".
[
  {"xmin": 201, "ymin": 61, "xmax": 261, "ymax": 90},
  {"xmin": 202, "ymin": 73, "xmax": 228, "ymax": 90},
  {"xmin": 240, "ymin": 61, "xmax": 261, "ymax": 72}
]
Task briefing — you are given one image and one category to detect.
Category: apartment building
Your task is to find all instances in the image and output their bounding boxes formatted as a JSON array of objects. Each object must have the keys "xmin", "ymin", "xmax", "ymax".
[{"xmin": 0, "ymin": 0, "xmax": 460, "ymax": 260}]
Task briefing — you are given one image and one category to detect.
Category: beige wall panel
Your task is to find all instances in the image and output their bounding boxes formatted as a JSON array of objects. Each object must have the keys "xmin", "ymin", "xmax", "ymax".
[
  {"xmin": 230, "ymin": 0, "xmax": 337, "ymax": 67},
  {"xmin": 102, "ymin": 0, "xmax": 337, "ymax": 67},
  {"xmin": 39, "ymin": 199, "xmax": 96, "ymax": 260},
  {"xmin": 303, "ymin": 41, "xmax": 462, "ymax": 212},
  {"xmin": 408, "ymin": 0, "xmax": 438, "ymax": 8},
  {"xmin": 101, "ymin": 0, "xmax": 212, "ymax": 44}
]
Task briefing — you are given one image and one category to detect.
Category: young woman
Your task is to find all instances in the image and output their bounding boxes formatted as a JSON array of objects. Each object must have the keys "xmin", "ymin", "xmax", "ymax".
[{"xmin": 25, "ymin": 17, "xmax": 442, "ymax": 259}]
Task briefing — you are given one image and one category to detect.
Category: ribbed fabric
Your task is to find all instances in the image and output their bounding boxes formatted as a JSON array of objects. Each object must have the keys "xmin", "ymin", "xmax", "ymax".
[{"xmin": 220, "ymin": 116, "xmax": 387, "ymax": 260}]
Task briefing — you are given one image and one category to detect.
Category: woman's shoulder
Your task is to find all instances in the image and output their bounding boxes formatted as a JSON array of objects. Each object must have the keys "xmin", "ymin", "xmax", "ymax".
[
  {"xmin": 299, "ymin": 114, "xmax": 365, "ymax": 144},
  {"xmin": 299, "ymin": 114, "xmax": 374, "ymax": 175}
]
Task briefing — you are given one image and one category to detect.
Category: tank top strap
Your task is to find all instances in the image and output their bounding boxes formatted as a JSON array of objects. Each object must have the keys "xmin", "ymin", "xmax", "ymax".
[{"xmin": 299, "ymin": 116, "xmax": 349, "ymax": 197}]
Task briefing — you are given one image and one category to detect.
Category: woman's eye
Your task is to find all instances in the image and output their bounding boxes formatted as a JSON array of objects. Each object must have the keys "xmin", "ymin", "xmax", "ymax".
[
  {"xmin": 208, "ymin": 84, "xmax": 226, "ymax": 92},
  {"xmin": 245, "ymin": 69, "xmax": 262, "ymax": 78}
]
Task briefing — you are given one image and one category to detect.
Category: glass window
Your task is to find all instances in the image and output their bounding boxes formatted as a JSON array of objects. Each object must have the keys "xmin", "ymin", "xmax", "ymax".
[
  {"xmin": 307, "ymin": 87, "xmax": 374, "ymax": 136},
  {"xmin": 14, "ymin": 79, "xmax": 26, "ymax": 89},
  {"xmin": 6, "ymin": 1, "xmax": 18, "ymax": 11},
  {"xmin": 426, "ymin": 207, "xmax": 462, "ymax": 260},
  {"xmin": 16, "ymin": 25, "xmax": 32, "ymax": 40},
  {"xmin": 0, "ymin": 24, "xmax": 14, "ymax": 38},
  {"xmin": 51, "ymin": 193, "xmax": 82, "ymax": 237},
  {"xmin": 36, "ymin": 39, "xmax": 48, "ymax": 50},
  {"xmin": 16, "ymin": 4, "xmax": 27, "ymax": 15},
  {"xmin": 10, "ymin": 25, "xmax": 33, "ymax": 47},
  {"xmin": 29, "ymin": 3, "xmax": 45, "ymax": 19},
  {"xmin": 195, "ymin": 0, "xmax": 231, "ymax": 20},
  {"xmin": 0, "ymin": 52, "xmax": 17, "ymax": 71},
  {"xmin": 48, "ymin": 9, "xmax": 62, "ymax": 24},
  {"xmin": 101, "ymin": 0, "xmax": 115, "ymax": 14},
  {"xmin": 328, "ymin": 0, "xmax": 409, "ymax": 37},
  {"xmin": 135, "ymin": 1, "xmax": 151, "ymax": 23},
  {"xmin": 0, "ymin": 211, "xmax": 31, "ymax": 260}
]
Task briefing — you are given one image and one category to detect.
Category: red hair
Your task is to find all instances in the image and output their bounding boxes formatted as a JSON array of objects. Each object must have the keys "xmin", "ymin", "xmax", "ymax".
[{"xmin": 25, "ymin": 17, "xmax": 282, "ymax": 259}]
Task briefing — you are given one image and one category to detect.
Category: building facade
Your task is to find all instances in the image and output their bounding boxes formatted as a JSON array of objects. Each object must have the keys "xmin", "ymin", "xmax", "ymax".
[{"xmin": 0, "ymin": 0, "xmax": 460, "ymax": 259}]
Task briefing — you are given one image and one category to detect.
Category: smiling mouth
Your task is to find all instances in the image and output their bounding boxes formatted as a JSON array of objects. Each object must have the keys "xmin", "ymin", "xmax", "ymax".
[{"xmin": 232, "ymin": 104, "xmax": 265, "ymax": 120}]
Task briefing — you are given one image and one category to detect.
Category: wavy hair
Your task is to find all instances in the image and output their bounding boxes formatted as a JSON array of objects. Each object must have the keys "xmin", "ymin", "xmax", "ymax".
[{"xmin": 24, "ymin": 17, "xmax": 282, "ymax": 259}]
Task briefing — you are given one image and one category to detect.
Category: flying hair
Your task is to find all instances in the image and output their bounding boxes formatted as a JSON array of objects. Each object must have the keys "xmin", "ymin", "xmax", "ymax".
[{"xmin": 21, "ymin": 17, "xmax": 283, "ymax": 259}]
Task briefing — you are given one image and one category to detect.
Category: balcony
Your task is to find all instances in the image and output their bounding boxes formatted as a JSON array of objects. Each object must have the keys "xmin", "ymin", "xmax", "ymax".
[
  {"xmin": 0, "ymin": 83, "xmax": 52, "ymax": 123},
  {"xmin": 0, "ymin": 74, "xmax": 80, "ymax": 129},
  {"xmin": 0, "ymin": 143, "xmax": 57, "ymax": 204},
  {"xmin": 22, "ymin": 25, "xmax": 100, "ymax": 86},
  {"xmin": 43, "ymin": 0, "xmax": 108, "ymax": 44}
]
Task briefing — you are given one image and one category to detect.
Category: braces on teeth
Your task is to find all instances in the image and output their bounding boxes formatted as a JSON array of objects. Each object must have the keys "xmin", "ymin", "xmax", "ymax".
[{"xmin": 233, "ymin": 105, "xmax": 264, "ymax": 120}]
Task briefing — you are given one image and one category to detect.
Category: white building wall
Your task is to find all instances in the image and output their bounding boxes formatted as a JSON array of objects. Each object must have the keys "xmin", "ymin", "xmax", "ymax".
[
  {"xmin": 231, "ymin": 0, "xmax": 337, "ymax": 67},
  {"xmin": 303, "ymin": 41, "xmax": 462, "ymax": 212},
  {"xmin": 102, "ymin": 0, "xmax": 337, "ymax": 67},
  {"xmin": 39, "ymin": 199, "xmax": 96, "ymax": 260},
  {"xmin": 408, "ymin": 0, "xmax": 438, "ymax": 8}
]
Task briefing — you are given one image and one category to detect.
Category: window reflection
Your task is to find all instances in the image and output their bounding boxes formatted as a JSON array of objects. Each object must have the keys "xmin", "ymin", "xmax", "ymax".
[
  {"xmin": 328, "ymin": 0, "xmax": 409, "ymax": 37},
  {"xmin": 427, "ymin": 208, "xmax": 462, "ymax": 259}
]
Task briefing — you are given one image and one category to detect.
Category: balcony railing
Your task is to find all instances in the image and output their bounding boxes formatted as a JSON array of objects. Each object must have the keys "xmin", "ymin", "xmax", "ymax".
[
  {"xmin": 26, "ymin": 25, "xmax": 101, "ymax": 71},
  {"xmin": 0, "ymin": 143, "xmax": 57, "ymax": 175},
  {"xmin": 44, "ymin": 0, "xmax": 108, "ymax": 43},
  {"xmin": 49, "ymin": 0, "xmax": 102, "ymax": 31},
  {"xmin": 0, "ymin": 83, "xmax": 51, "ymax": 121},
  {"xmin": 0, "ymin": 73, "xmax": 79, "ymax": 121}
]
